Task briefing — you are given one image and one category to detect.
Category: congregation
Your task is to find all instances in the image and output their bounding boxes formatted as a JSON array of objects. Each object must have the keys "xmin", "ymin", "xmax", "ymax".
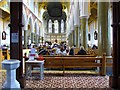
[{"xmin": 27, "ymin": 40, "xmax": 98, "ymax": 58}]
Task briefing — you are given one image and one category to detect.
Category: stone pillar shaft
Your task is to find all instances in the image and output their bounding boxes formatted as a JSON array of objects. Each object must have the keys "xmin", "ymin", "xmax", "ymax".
[
  {"xmin": 72, "ymin": 31, "xmax": 75, "ymax": 46},
  {"xmin": 98, "ymin": 2, "xmax": 111, "ymax": 56},
  {"xmin": 10, "ymin": 2, "xmax": 25, "ymax": 88},
  {"xmin": 70, "ymin": 33, "xmax": 73, "ymax": 47},
  {"xmin": 31, "ymin": 32, "xmax": 34, "ymax": 43},
  {"xmin": 75, "ymin": 26, "xmax": 79, "ymax": 47},
  {"xmin": 80, "ymin": 17, "xmax": 87, "ymax": 49},
  {"xmin": 24, "ymin": 30, "xmax": 27, "ymax": 48},
  {"xmin": 109, "ymin": 2, "xmax": 120, "ymax": 89}
]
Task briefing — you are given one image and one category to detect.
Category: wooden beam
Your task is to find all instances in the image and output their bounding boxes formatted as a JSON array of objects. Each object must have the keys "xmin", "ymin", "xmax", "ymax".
[{"xmin": 10, "ymin": 2, "xmax": 25, "ymax": 88}]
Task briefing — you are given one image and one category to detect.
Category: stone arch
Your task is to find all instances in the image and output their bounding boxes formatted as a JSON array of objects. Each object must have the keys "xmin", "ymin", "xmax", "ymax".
[
  {"xmin": 27, "ymin": 14, "xmax": 34, "ymax": 33},
  {"xmin": 26, "ymin": 14, "xmax": 34, "ymax": 44},
  {"xmin": 34, "ymin": 19, "xmax": 39, "ymax": 35}
]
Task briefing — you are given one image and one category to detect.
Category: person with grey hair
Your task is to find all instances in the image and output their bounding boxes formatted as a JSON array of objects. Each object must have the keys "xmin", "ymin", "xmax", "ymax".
[{"xmin": 77, "ymin": 46, "xmax": 87, "ymax": 55}]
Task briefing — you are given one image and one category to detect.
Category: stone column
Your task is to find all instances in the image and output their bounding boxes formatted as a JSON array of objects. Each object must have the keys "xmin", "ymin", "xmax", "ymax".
[
  {"xmin": 70, "ymin": 33, "xmax": 73, "ymax": 47},
  {"xmin": 79, "ymin": 1, "xmax": 89, "ymax": 49},
  {"xmin": 78, "ymin": 27, "xmax": 80, "ymax": 48},
  {"xmin": 34, "ymin": 34, "xmax": 37, "ymax": 44},
  {"xmin": 38, "ymin": 35, "xmax": 40, "ymax": 43},
  {"xmin": 35, "ymin": 33, "xmax": 37, "ymax": 44},
  {"xmin": 109, "ymin": 2, "xmax": 120, "ymax": 89},
  {"xmin": 79, "ymin": 25, "xmax": 81, "ymax": 47},
  {"xmin": 36, "ymin": 35, "xmax": 38, "ymax": 44},
  {"xmin": 31, "ymin": 32, "xmax": 34, "ymax": 43},
  {"xmin": 75, "ymin": 26, "xmax": 79, "ymax": 47},
  {"xmin": 74, "ymin": 30, "xmax": 76, "ymax": 46},
  {"xmin": 24, "ymin": 30, "xmax": 27, "ymax": 49},
  {"xmin": 68, "ymin": 34, "xmax": 70, "ymax": 47},
  {"xmin": 72, "ymin": 30, "xmax": 75, "ymax": 46},
  {"xmin": 38, "ymin": 29, "xmax": 41, "ymax": 43},
  {"xmin": 68, "ymin": 35, "xmax": 70, "ymax": 46},
  {"xmin": 10, "ymin": 2, "xmax": 25, "ymax": 88},
  {"xmin": 80, "ymin": 17, "xmax": 88, "ymax": 49},
  {"xmin": 74, "ymin": 1, "xmax": 80, "ymax": 48},
  {"xmin": 98, "ymin": 2, "xmax": 111, "ymax": 56}
]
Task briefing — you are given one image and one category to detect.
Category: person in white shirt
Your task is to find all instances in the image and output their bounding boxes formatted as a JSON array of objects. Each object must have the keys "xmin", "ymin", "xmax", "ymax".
[
  {"xmin": 30, "ymin": 45, "xmax": 36, "ymax": 54},
  {"xmin": 29, "ymin": 45, "xmax": 38, "ymax": 60},
  {"xmin": 58, "ymin": 46, "xmax": 67, "ymax": 56},
  {"xmin": 30, "ymin": 42, "xmax": 35, "ymax": 49}
]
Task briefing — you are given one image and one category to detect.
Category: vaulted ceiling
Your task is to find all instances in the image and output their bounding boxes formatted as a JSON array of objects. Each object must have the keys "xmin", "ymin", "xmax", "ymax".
[
  {"xmin": 39, "ymin": 1, "xmax": 97, "ymax": 23},
  {"xmin": 39, "ymin": 1, "xmax": 68, "ymax": 21}
]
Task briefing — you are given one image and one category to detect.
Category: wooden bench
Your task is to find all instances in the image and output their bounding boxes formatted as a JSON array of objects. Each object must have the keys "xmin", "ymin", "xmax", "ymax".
[
  {"xmin": 43, "ymin": 54, "xmax": 97, "ymax": 57},
  {"xmin": 106, "ymin": 56, "xmax": 113, "ymax": 67},
  {"xmin": 43, "ymin": 54, "xmax": 106, "ymax": 75}
]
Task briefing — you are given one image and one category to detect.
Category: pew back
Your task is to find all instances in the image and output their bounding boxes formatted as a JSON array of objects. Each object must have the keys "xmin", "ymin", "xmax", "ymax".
[{"xmin": 44, "ymin": 55, "xmax": 106, "ymax": 75}]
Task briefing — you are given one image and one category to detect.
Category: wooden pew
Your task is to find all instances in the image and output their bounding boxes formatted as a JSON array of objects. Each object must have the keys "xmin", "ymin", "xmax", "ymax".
[
  {"xmin": 43, "ymin": 54, "xmax": 106, "ymax": 75},
  {"xmin": 43, "ymin": 54, "xmax": 97, "ymax": 57},
  {"xmin": 106, "ymin": 56, "xmax": 113, "ymax": 67},
  {"xmin": 44, "ymin": 57, "xmax": 63, "ymax": 68}
]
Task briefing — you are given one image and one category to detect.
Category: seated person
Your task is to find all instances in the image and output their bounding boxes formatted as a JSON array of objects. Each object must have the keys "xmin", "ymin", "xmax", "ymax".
[
  {"xmin": 30, "ymin": 45, "xmax": 37, "ymax": 54},
  {"xmin": 55, "ymin": 46, "xmax": 60, "ymax": 55},
  {"xmin": 69, "ymin": 48, "xmax": 74, "ymax": 55},
  {"xmin": 38, "ymin": 49, "xmax": 48, "ymax": 55},
  {"xmin": 49, "ymin": 49, "xmax": 55, "ymax": 56},
  {"xmin": 58, "ymin": 46, "xmax": 67, "ymax": 56},
  {"xmin": 38, "ymin": 45, "xmax": 48, "ymax": 55},
  {"xmin": 77, "ymin": 46, "xmax": 87, "ymax": 55},
  {"xmin": 23, "ymin": 53, "xmax": 28, "ymax": 61}
]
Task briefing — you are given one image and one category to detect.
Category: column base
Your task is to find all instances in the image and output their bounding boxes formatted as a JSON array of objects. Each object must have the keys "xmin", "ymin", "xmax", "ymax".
[
  {"xmin": 3, "ymin": 80, "xmax": 20, "ymax": 88},
  {"xmin": 109, "ymin": 76, "xmax": 120, "ymax": 89}
]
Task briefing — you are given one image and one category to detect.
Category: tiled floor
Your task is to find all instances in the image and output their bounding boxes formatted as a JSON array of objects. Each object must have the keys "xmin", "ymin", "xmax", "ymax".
[
  {"xmin": 1, "ymin": 70, "xmax": 112, "ymax": 89},
  {"xmin": 26, "ymin": 73, "xmax": 110, "ymax": 90}
]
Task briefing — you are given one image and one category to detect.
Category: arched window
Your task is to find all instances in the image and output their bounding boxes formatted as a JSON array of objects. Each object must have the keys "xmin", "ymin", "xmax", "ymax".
[
  {"xmin": 61, "ymin": 19, "xmax": 64, "ymax": 33},
  {"xmin": 54, "ymin": 20, "xmax": 59, "ymax": 33},
  {"xmin": 94, "ymin": 31, "xmax": 97, "ymax": 40},
  {"xmin": 48, "ymin": 19, "xmax": 52, "ymax": 33},
  {"xmin": 88, "ymin": 33, "xmax": 91, "ymax": 41}
]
